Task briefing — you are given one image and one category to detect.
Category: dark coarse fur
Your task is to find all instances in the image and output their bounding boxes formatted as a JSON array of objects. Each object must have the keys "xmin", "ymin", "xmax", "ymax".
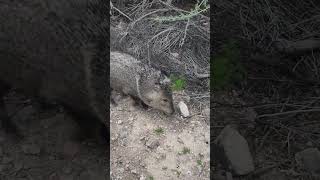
[
  {"xmin": 0, "ymin": 0, "xmax": 109, "ymax": 140},
  {"xmin": 110, "ymin": 51, "xmax": 174, "ymax": 115}
]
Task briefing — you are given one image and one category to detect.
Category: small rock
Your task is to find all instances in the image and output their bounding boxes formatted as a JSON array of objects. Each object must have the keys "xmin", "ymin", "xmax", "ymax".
[
  {"xmin": 22, "ymin": 144, "xmax": 41, "ymax": 155},
  {"xmin": 118, "ymin": 168, "xmax": 124, "ymax": 173},
  {"xmin": 139, "ymin": 175, "xmax": 146, "ymax": 180},
  {"xmin": 178, "ymin": 101, "xmax": 190, "ymax": 118},
  {"xmin": 131, "ymin": 169, "xmax": 137, "ymax": 174},
  {"xmin": 146, "ymin": 139, "xmax": 160, "ymax": 150},
  {"xmin": 295, "ymin": 148, "xmax": 320, "ymax": 176},
  {"xmin": 117, "ymin": 120, "xmax": 123, "ymax": 125},
  {"xmin": 140, "ymin": 162, "xmax": 146, "ymax": 167},
  {"xmin": 170, "ymin": 52, "xmax": 180, "ymax": 58},
  {"xmin": 215, "ymin": 125, "xmax": 255, "ymax": 175}
]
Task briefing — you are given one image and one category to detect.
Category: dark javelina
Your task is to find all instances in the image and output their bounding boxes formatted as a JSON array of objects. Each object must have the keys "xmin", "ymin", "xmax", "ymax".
[
  {"xmin": 110, "ymin": 51, "xmax": 174, "ymax": 115},
  {"xmin": 0, "ymin": 0, "xmax": 108, "ymax": 138}
]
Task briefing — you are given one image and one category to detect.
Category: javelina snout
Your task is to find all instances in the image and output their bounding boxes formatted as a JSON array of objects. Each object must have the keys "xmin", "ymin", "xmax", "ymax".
[{"xmin": 142, "ymin": 84, "xmax": 174, "ymax": 115}]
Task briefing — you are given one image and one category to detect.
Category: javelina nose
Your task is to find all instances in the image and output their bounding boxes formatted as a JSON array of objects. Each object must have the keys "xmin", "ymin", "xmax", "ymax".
[{"xmin": 165, "ymin": 108, "xmax": 174, "ymax": 115}]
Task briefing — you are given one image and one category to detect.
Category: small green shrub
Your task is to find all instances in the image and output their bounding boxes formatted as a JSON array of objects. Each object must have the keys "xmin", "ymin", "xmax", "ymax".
[
  {"xmin": 178, "ymin": 147, "xmax": 191, "ymax": 155},
  {"xmin": 197, "ymin": 159, "xmax": 203, "ymax": 166},
  {"xmin": 211, "ymin": 40, "xmax": 246, "ymax": 90},
  {"xmin": 170, "ymin": 75, "xmax": 186, "ymax": 91},
  {"xmin": 154, "ymin": 127, "xmax": 164, "ymax": 135}
]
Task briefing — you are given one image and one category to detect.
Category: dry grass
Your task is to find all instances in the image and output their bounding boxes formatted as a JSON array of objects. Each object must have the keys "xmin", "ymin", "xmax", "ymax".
[
  {"xmin": 110, "ymin": 0, "xmax": 209, "ymax": 78},
  {"xmin": 212, "ymin": 0, "xmax": 320, "ymax": 179},
  {"xmin": 110, "ymin": 0, "xmax": 210, "ymax": 107}
]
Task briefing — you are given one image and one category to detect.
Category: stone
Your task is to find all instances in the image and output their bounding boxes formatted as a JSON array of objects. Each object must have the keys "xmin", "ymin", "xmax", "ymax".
[
  {"xmin": 215, "ymin": 125, "xmax": 255, "ymax": 175},
  {"xmin": 295, "ymin": 148, "xmax": 320, "ymax": 176},
  {"xmin": 178, "ymin": 101, "xmax": 190, "ymax": 118},
  {"xmin": 146, "ymin": 139, "xmax": 160, "ymax": 150}
]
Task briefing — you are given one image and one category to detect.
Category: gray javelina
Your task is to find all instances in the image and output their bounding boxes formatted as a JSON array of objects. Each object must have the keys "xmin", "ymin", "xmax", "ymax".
[
  {"xmin": 0, "ymin": 0, "xmax": 108, "ymax": 138},
  {"xmin": 110, "ymin": 51, "xmax": 174, "ymax": 115}
]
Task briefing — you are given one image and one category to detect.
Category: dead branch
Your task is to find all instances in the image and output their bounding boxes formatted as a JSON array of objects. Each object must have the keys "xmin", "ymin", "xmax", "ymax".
[{"xmin": 273, "ymin": 39, "xmax": 320, "ymax": 55}]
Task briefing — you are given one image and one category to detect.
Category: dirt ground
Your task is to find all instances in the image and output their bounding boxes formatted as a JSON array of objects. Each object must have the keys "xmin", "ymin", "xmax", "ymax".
[
  {"xmin": 0, "ymin": 91, "xmax": 108, "ymax": 180},
  {"xmin": 110, "ymin": 91, "xmax": 210, "ymax": 180},
  {"xmin": 0, "ymin": 89, "xmax": 209, "ymax": 180}
]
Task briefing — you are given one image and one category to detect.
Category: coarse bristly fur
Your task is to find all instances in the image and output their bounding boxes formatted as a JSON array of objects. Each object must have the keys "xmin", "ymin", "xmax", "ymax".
[
  {"xmin": 0, "ymin": 0, "xmax": 109, "ymax": 142},
  {"xmin": 110, "ymin": 51, "xmax": 174, "ymax": 115}
]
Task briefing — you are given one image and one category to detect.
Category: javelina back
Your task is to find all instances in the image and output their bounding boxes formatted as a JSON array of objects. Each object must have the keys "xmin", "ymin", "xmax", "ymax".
[
  {"xmin": 0, "ymin": 0, "xmax": 108, "ymax": 138},
  {"xmin": 110, "ymin": 51, "xmax": 174, "ymax": 115}
]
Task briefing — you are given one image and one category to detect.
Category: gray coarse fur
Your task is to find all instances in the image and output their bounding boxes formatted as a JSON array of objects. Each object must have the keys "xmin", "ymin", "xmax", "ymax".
[
  {"xmin": 110, "ymin": 51, "xmax": 174, "ymax": 115},
  {"xmin": 0, "ymin": 0, "xmax": 108, "ymax": 126}
]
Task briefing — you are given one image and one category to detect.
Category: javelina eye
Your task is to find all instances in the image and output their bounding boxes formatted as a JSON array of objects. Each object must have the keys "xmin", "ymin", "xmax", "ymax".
[{"xmin": 163, "ymin": 99, "xmax": 168, "ymax": 102}]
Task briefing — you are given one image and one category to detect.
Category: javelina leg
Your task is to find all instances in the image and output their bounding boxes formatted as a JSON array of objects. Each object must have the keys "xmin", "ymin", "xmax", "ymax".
[{"xmin": 130, "ymin": 96, "xmax": 149, "ymax": 110}]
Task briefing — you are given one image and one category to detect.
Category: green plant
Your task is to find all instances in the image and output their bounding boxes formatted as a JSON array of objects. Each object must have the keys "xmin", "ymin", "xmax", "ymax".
[
  {"xmin": 148, "ymin": 176, "xmax": 154, "ymax": 180},
  {"xmin": 178, "ymin": 147, "xmax": 191, "ymax": 155},
  {"xmin": 211, "ymin": 39, "xmax": 246, "ymax": 90},
  {"xmin": 170, "ymin": 75, "xmax": 186, "ymax": 91},
  {"xmin": 197, "ymin": 159, "xmax": 203, "ymax": 166},
  {"xmin": 154, "ymin": 127, "xmax": 164, "ymax": 135},
  {"xmin": 153, "ymin": 0, "xmax": 209, "ymax": 22}
]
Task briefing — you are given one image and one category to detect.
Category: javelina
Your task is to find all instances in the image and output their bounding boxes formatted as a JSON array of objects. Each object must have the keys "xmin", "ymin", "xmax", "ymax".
[
  {"xmin": 0, "ymin": 0, "xmax": 108, "ymax": 139},
  {"xmin": 110, "ymin": 51, "xmax": 174, "ymax": 115}
]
